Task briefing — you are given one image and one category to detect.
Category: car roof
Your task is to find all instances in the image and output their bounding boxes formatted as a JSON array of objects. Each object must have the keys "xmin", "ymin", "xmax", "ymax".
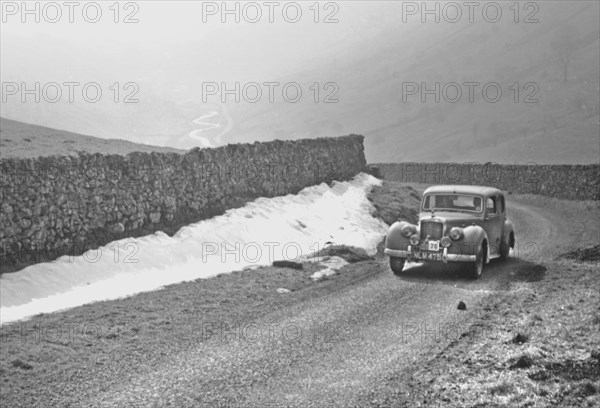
[{"xmin": 423, "ymin": 185, "xmax": 504, "ymax": 196}]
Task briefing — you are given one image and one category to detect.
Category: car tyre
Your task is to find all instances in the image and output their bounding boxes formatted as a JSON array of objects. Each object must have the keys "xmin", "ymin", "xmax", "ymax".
[
  {"xmin": 499, "ymin": 233, "xmax": 512, "ymax": 260},
  {"xmin": 389, "ymin": 257, "xmax": 406, "ymax": 275},
  {"xmin": 469, "ymin": 245, "xmax": 484, "ymax": 279}
]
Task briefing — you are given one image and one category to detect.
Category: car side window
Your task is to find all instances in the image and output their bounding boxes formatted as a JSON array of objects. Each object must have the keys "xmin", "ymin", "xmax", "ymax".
[
  {"xmin": 499, "ymin": 196, "xmax": 505, "ymax": 214},
  {"xmin": 473, "ymin": 197, "xmax": 482, "ymax": 212},
  {"xmin": 423, "ymin": 195, "xmax": 431, "ymax": 209},
  {"xmin": 486, "ymin": 197, "xmax": 497, "ymax": 215}
]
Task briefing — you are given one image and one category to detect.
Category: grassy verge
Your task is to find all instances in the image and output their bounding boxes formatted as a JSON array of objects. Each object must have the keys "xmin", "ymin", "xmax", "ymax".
[
  {"xmin": 395, "ymin": 256, "xmax": 600, "ymax": 408},
  {"xmin": 367, "ymin": 180, "xmax": 421, "ymax": 226}
]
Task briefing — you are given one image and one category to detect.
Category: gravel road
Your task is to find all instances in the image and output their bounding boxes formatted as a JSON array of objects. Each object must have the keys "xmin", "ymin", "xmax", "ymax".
[{"xmin": 75, "ymin": 195, "xmax": 597, "ymax": 408}]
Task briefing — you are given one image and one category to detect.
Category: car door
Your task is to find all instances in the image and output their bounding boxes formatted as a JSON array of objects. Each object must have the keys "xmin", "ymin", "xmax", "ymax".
[{"xmin": 482, "ymin": 195, "xmax": 504, "ymax": 257}]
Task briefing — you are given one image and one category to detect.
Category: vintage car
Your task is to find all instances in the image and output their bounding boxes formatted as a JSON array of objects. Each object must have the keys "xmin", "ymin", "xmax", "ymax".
[{"xmin": 384, "ymin": 185, "xmax": 515, "ymax": 278}]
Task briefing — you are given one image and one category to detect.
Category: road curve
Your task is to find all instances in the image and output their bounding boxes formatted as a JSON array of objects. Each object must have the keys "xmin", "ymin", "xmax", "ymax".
[
  {"xmin": 82, "ymin": 196, "xmax": 594, "ymax": 407},
  {"xmin": 188, "ymin": 103, "xmax": 233, "ymax": 148}
]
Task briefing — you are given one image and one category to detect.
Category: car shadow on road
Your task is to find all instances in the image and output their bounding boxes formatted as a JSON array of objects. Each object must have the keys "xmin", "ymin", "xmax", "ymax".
[{"xmin": 392, "ymin": 257, "xmax": 547, "ymax": 290}]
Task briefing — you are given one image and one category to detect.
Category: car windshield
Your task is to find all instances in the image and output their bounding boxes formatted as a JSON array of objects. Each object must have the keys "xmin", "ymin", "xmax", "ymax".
[{"xmin": 422, "ymin": 194, "xmax": 483, "ymax": 213}]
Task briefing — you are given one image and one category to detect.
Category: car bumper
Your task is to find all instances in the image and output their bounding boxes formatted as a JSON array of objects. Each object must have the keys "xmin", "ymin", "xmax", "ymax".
[{"xmin": 384, "ymin": 247, "xmax": 476, "ymax": 263}]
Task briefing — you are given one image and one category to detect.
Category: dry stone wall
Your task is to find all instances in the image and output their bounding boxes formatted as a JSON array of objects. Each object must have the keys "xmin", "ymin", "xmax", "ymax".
[
  {"xmin": 0, "ymin": 135, "xmax": 367, "ymax": 272},
  {"xmin": 373, "ymin": 162, "xmax": 599, "ymax": 200}
]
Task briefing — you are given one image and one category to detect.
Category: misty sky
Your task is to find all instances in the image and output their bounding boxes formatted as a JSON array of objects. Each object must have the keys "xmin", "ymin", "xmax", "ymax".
[
  {"xmin": 1, "ymin": 1, "xmax": 598, "ymax": 164},
  {"xmin": 1, "ymin": 2, "xmax": 395, "ymax": 85}
]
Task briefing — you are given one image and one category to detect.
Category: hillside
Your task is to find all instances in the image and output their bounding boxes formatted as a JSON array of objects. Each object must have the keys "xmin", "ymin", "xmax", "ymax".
[
  {"xmin": 0, "ymin": 118, "xmax": 186, "ymax": 159},
  {"xmin": 224, "ymin": 2, "xmax": 600, "ymax": 164},
  {"xmin": 1, "ymin": 2, "xmax": 598, "ymax": 163}
]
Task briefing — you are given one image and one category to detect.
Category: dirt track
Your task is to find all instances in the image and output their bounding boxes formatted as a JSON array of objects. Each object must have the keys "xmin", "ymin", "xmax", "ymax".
[
  {"xmin": 74, "ymin": 196, "xmax": 597, "ymax": 407},
  {"xmin": 1, "ymin": 195, "xmax": 598, "ymax": 408}
]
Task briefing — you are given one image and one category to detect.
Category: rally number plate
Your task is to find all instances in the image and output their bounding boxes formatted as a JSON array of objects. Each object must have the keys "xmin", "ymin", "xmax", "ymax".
[{"xmin": 427, "ymin": 241, "xmax": 440, "ymax": 251}]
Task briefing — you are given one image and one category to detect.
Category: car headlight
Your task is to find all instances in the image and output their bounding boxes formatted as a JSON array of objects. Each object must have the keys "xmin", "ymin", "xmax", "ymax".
[
  {"xmin": 409, "ymin": 234, "xmax": 420, "ymax": 246},
  {"xmin": 449, "ymin": 227, "xmax": 463, "ymax": 241},
  {"xmin": 401, "ymin": 225, "xmax": 415, "ymax": 237},
  {"xmin": 440, "ymin": 236, "xmax": 452, "ymax": 248}
]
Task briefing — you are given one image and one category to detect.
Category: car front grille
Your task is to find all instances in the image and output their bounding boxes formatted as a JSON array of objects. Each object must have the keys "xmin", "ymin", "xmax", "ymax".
[{"xmin": 420, "ymin": 220, "xmax": 443, "ymax": 240}]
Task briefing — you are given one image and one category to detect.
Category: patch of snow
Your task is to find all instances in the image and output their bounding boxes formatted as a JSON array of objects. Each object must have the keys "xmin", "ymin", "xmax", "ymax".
[
  {"xmin": 310, "ymin": 256, "xmax": 349, "ymax": 281},
  {"xmin": 0, "ymin": 173, "xmax": 387, "ymax": 324}
]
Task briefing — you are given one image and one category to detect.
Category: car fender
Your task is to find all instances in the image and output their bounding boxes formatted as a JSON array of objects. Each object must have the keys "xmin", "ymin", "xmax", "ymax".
[
  {"xmin": 461, "ymin": 225, "xmax": 489, "ymax": 261},
  {"xmin": 503, "ymin": 218, "xmax": 515, "ymax": 248},
  {"xmin": 386, "ymin": 221, "xmax": 417, "ymax": 250}
]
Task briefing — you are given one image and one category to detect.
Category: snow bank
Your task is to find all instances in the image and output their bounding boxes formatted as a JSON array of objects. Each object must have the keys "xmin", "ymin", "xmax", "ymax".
[{"xmin": 0, "ymin": 173, "xmax": 387, "ymax": 323}]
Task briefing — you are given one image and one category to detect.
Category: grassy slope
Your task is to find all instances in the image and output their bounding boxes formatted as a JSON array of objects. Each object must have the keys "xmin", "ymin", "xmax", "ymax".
[
  {"xmin": 382, "ymin": 259, "xmax": 600, "ymax": 408},
  {"xmin": 2, "ymin": 4, "xmax": 597, "ymax": 163},
  {"xmin": 226, "ymin": 2, "xmax": 600, "ymax": 164},
  {"xmin": 0, "ymin": 118, "xmax": 186, "ymax": 159}
]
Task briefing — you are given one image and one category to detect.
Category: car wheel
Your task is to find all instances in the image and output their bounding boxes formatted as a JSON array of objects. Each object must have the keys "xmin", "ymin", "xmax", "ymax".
[
  {"xmin": 389, "ymin": 257, "xmax": 406, "ymax": 275},
  {"xmin": 499, "ymin": 233, "xmax": 513, "ymax": 260},
  {"xmin": 499, "ymin": 239, "xmax": 510, "ymax": 260},
  {"xmin": 469, "ymin": 246, "xmax": 484, "ymax": 279}
]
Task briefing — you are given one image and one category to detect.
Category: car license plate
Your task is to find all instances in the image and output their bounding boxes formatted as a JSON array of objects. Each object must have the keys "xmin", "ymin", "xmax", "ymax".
[
  {"xmin": 428, "ymin": 241, "xmax": 440, "ymax": 251},
  {"xmin": 415, "ymin": 251, "xmax": 441, "ymax": 261}
]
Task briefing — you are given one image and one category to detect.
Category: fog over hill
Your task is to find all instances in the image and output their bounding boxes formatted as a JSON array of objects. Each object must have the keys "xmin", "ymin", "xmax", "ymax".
[
  {"xmin": 1, "ymin": 1, "xmax": 598, "ymax": 163},
  {"xmin": 0, "ymin": 117, "xmax": 185, "ymax": 158}
]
